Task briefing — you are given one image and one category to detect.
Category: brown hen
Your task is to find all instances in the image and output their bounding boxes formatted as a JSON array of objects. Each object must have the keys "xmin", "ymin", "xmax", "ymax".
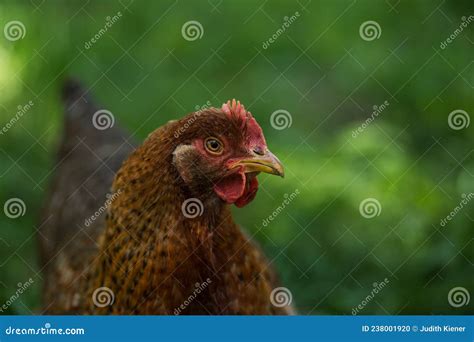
[{"xmin": 40, "ymin": 80, "xmax": 292, "ymax": 315}]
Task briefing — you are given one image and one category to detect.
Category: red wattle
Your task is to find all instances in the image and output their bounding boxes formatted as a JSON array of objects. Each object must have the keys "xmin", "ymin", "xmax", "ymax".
[
  {"xmin": 213, "ymin": 172, "xmax": 246, "ymax": 204},
  {"xmin": 213, "ymin": 172, "xmax": 259, "ymax": 207},
  {"xmin": 235, "ymin": 177, "xmax": 258, "ymax": 208}
]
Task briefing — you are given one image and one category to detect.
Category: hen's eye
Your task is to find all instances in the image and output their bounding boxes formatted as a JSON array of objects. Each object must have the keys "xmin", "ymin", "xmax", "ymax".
[{"xmin": 204, "ymin": 137, "xmax": 224, "ymax": 155}]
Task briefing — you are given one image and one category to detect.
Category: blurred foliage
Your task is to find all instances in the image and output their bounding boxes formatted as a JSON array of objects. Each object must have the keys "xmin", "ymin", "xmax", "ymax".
[{"xmin": 0, "ymin": 0, "xmax": 472, "ymax": 315}]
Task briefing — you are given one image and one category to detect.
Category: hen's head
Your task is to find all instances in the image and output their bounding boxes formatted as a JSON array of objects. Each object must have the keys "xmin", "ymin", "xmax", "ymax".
[{"xmin": 171, "ymin": 99, "xmax": 284, "ymax": 208}]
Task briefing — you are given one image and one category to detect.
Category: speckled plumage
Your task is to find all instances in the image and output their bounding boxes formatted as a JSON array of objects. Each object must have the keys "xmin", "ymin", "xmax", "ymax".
[{"xmin": 41, "ymin": 80, "xmax": 292, "ymax": 315}]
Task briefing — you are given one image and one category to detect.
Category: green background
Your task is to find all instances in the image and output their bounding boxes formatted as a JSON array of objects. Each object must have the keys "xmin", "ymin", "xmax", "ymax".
[{"xmin": 0, "ymin": 0, "xmax": 472, "ymax": 314}]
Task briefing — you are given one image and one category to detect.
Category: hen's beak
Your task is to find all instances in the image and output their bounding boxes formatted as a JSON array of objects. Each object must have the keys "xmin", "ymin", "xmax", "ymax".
[{"xmin": 231, "ymin": 150, "xmax": 285, "ymax": 178}]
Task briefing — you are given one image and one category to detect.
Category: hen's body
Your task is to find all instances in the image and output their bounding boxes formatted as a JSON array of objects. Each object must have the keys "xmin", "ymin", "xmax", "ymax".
[{"xmin": 40, "ymin": 81, "xmax": 291, "ymax": 315}]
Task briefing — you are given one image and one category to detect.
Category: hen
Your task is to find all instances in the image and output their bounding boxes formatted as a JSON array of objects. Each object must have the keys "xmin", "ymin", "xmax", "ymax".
[{"xmin": 40, "ymin": 80, "xmax": 291, "ymax": 315}]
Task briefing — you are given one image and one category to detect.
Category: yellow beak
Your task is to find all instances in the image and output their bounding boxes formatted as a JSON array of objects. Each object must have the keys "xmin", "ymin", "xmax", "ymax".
[{"xmin": 231, "ymin": 150, "xmax": 284, "ymax": 177}]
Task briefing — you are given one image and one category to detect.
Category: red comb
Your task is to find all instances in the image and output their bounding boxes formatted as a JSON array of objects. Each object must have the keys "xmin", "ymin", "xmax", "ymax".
[
  {"xmin": 221, "ymin": 99, "xmax": 266, "ymax": 147},
  {"xmin": 222, "ymin": 99, "xmax": 253, "ymax": 129}
]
